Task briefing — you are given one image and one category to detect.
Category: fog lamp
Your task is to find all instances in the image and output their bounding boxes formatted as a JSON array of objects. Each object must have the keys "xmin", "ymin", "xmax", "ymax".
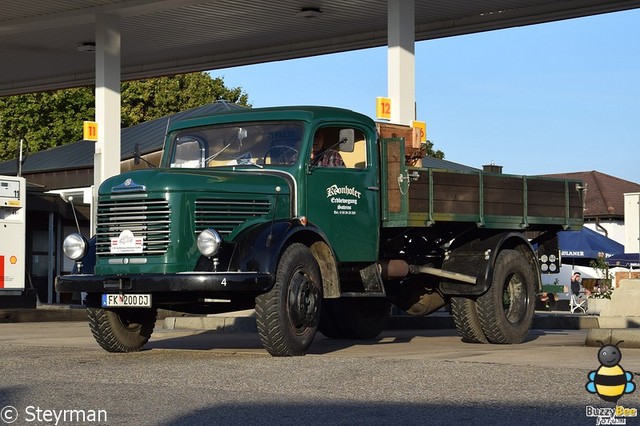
[
  {"xmin": 63, "ymin": 233, "xmax": 88, "ymax": 260},
  {"xmin": 197, "ymin": 229, "xmax": 222, "ymax": 257}
]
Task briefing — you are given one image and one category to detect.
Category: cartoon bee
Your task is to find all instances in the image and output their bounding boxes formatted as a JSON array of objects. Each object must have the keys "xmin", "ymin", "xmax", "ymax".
[{"xmin": 586, "ymin": 340, "xmax": 636, "ymax": 403}]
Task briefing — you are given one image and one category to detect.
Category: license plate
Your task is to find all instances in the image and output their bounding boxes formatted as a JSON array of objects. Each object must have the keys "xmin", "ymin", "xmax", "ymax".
[{"xmin": 102, "ymin": 293, "xmax": 152, "ymax": 308}]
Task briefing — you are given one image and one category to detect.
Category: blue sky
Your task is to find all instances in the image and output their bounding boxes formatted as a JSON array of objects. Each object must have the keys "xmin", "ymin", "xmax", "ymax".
[{"xmin": 213, "ymin": 9, "xmax": 640, "ymax": 183}]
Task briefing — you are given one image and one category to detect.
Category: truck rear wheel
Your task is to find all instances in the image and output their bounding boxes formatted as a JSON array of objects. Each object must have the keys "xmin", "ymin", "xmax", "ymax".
[
  {"xmin": 87, "ymin": 307, "xmax": 157, "ymax": 352},
  {"xmin": 476, "ymin": 249, "xmax": 536, "ymax": 344},
  {"xmin": 451, "ymin": 297, "xmax": 488, "ymax": 343},
  {"xmin": 255, "ymin": 243, "xmax": 322, "ymax": 356}
]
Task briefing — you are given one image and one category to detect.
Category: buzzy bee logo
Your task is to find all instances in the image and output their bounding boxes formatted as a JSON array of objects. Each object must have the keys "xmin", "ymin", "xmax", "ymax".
[{"xmin": 585, "ymin": 340, "xmax": 638, "ymax": 424}]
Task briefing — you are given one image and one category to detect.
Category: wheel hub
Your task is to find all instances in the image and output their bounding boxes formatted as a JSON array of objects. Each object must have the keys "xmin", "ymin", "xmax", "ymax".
[{"xmin": 288, "ymin": 272, "xmax": 319, "ymax": 329}]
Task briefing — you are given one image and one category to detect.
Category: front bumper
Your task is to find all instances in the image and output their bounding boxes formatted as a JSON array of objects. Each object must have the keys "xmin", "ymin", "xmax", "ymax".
[{"xmin": 55, "ymin": 271, "xmax": 274, "ymax": 294}]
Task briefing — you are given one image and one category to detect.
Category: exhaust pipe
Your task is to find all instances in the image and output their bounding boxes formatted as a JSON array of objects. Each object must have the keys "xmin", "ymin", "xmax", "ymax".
[{"xmin": 380, "ymin": 260, "xmax": 477, "ymax": 285}]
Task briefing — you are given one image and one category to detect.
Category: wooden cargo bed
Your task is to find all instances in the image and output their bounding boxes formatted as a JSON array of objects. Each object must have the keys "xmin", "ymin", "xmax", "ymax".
[{"xmin": 380, "ymin": 138, "xmax": 583, "ymax": 230}]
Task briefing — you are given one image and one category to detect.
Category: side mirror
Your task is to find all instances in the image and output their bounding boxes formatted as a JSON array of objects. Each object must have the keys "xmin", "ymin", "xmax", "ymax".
[
  {"xmin": 133, "ymin": 143, "xmax": 156, "ymax": 168},
  {"xmin": 338, "ymin": 129, "xmax": 355, "ymax": 152}
]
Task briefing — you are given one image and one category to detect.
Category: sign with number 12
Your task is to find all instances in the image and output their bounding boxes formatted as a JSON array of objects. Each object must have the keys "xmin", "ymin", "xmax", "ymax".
[{"xmin": 376, "ymin": 97, "xmax": 391, "ymax": 120}]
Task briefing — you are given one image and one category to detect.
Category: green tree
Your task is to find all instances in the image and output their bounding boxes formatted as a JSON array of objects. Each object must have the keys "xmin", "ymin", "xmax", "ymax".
[
  {"xmin": 0, "ymin": 72, "xmax": 249, "ymax": 161},
  {"xmin": 425, "ymin": 139, "xmax": 444, "ymax": 159},
  {"xmin": 0, "ymin": 88, "xmax": 95, "ymax": 161},
  {"xmin": 120, "ymin": 73, "xmax": 249, "ymax": 127}
]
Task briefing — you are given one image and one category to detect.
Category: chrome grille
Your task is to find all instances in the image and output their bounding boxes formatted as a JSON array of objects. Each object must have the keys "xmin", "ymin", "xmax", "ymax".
[
  {"xmin": 195, "ymin": 199, "xmax": 271, "ymax": 236},
  {"xmin": 96, "ymin": 198, "xmax": 170, "ymax": 255}
]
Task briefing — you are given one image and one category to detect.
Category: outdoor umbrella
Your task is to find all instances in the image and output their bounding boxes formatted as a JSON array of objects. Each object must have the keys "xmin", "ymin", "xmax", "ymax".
[
  {"xmin": 557, "ymin": 227, "xmax": 624, "ymax": 265},
  {"xmin": 607, "ymin": 253, "xmax": 640, "ymax": 268}
]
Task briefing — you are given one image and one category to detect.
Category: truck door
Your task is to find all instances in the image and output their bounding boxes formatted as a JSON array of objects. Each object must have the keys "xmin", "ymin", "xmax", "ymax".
[{"xmin": 305, "ymin": 125, "xmax": 379, "ymax": 262}]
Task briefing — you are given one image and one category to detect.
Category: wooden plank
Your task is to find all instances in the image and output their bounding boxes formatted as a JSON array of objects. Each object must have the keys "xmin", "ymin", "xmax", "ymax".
[
  {"xmin": 376, "ymin": 121, "xmax": 422, "ymax": 167},
  {"xmin": 385, "ymin": 140, "xmax": 402, "ymax": 213},
  {"xmin": 432, "ymin": 172, "xmax": 480, "ymax": 216},
  {"xmin": 484, "ymin": 174, "xmax": 525, "ymax": 217}
]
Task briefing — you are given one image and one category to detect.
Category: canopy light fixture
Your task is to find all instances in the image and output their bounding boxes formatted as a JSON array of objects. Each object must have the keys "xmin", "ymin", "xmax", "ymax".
[
  {"xmin": 298, "ymin": 7, "xmax": 322, "ymax": 18},
  {"xmin": 77, "ymin": 42, "xmax": 96, "ymax": 53}
]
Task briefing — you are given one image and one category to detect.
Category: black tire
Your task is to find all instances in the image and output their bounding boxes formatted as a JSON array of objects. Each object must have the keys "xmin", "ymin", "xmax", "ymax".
[
  {"xmin": 87, "ymin": 307, "xmax": 157, "ymax": 352},
  {"xmin": 255, "ymin": 243, "xmax": 322, "ymax": 356},
  {"xmin": 333, "ymin": 298, "xmax": 390, "ymax": 340},
  {"xmin": 451, "ymin": 297, "xmax": 488, "ymax": 343},
  {"xmin": 476, "ymin": 249, "xmax": 536, "ymax": 344}
]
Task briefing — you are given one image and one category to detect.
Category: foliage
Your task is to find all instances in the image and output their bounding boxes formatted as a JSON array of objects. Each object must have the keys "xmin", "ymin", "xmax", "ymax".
[
  {"xmin": 588, "ymin": 255, "xmax": 613, "ymax": 299},
  {"xmin": 407, "ymin": 140, "xmax": 445, "ymax": 166},
  {"xmin": 120, "ymin": 73, "xmax": 249, "ymax": 127},
  {"xmin": 0, "ymin": 72, "xmax": 249, "ymax": 161},
  {"xmin": 425, "ymin": 139, "xmax": 444, "ymax": 159},
  {"xmin": 0, "ymin": 87, "xmax": 95, "ymax": 162},
  {"xmin": 589, "ymin": 256, "xmax": 612, "ymax": 280},
  {"xmin": 589, "ymin": 287, "xmax": 613, "ymax": 299}
]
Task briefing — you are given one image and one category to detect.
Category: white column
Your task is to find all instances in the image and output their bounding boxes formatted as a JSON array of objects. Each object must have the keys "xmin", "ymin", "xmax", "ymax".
[
  {"xmin": 625, "ymin": 193, "xmax": 640, "ymax": 253},
  {"xmin": 93, "ymin": 14, "xmax": 121, "ymax": 233},
  {"xmin": 387, "ymin": 0, "xmax": 415, "ymax": 125}
]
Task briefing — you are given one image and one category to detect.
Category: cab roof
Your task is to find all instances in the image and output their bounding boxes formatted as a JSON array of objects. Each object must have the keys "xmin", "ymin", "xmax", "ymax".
[{"xmin": 169, "ymin": 105, "xmax": 375, "ymax": 132}]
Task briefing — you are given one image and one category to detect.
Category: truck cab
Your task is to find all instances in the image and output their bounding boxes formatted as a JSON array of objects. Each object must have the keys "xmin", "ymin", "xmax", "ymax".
[{"xmin": 168, "ymin": 106, "xmax": 381, "ymax": 262}]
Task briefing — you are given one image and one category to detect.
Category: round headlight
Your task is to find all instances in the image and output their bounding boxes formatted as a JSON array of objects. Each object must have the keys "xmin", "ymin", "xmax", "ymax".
[
  {"xmin": 197, "ymin": 229, "xmax": 222, "ymax": 257},
  {"xmin": 63, "ymin": 233, "xmax": 88, "ymax": 260}
]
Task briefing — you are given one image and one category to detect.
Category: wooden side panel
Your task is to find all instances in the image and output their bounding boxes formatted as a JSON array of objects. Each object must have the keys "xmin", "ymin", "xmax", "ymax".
[
  {"xmin": 431, "ymin": 172, "xmax": 479, "ymax": 216},
  {"xmin": 408, "ymin": 170, "xmax": 429, "ymax": 213},
  {"xmin": 377, "ymin": 122, "xmax": 421, "ymax": 149},
  {"xmin": 527, "ymin": 178, "xmax": 566, "ymax": 218},
  {"xmin": 385, "ymin": 139, "xmax": 403, "ymax": 213},
  {"xmin": 484, "ymin": 174, "xmax": 523, "ymax": 216},
  {"xmin": 567, "ymin": 181, "xmax": 584, "ymax": 219}
]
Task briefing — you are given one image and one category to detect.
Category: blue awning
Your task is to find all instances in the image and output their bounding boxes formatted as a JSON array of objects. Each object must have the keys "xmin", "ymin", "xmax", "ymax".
[
  {"xmin": 607, "ymin": 253, "xmax": 640, "ymax": 268},
  {"xmin": 557, "ymin": 227, "xmax": 624, "ymax": 260}
]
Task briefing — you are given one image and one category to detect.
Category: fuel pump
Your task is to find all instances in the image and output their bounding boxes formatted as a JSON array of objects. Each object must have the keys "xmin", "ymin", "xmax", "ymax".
[{"xmin": 0, "ymin": 175, "xmax": 33, "ymax": 307}]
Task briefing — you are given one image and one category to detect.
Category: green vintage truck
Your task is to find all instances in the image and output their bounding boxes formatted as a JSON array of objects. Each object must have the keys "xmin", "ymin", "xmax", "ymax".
[{"xmin": 57, "ymin": 106, "xmax": 583, "ymax": 356}]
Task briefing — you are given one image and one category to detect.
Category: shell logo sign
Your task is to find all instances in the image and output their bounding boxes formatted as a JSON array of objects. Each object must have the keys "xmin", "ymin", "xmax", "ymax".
[{"xmin": 0, "ymin": 253, "xmax": 22, "ymax": 290}]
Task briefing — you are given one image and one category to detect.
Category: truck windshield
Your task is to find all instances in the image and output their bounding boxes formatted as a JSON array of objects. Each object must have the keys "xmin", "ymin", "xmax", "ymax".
[{"xmin": 169, "ymin": 121, "xmax": 304, "ymax": 168}]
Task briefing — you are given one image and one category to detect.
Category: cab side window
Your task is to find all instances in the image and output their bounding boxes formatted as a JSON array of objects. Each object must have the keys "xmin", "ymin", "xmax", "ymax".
[{"xmin": 311, "ymin": 127, "xmax": 366, "ymax": 169}]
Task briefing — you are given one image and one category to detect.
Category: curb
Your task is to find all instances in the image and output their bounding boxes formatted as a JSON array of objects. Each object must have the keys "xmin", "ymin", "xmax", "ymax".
[
  {"xmin": 0, "ymin": 305, "xmax": 88, "ymax": 323},
  {"xmin": 163, "ymin": 311, "xmax": 614, "ymax": 332},
  {"xmin": 163, "ymin": 315, "xmax": 258, "ymax": 332},
  {"xmin": 586, "ymin": 328, "xmax": 640, "ymax": 348},
  {"xmin": 0, "ymin": 306, "xmax": 187, "ymax": 324}
]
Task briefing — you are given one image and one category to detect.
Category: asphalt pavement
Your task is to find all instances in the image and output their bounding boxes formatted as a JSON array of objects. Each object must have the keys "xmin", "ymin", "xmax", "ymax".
[{"xmin": 1, "ymin": 323, "xmax": 630, "ymax": 425}]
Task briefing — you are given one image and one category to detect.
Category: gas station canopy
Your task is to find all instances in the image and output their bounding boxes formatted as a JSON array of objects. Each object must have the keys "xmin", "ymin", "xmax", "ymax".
[{"xmin": 2, "ymin": 0, "xmax": 639, "ymax": 96}]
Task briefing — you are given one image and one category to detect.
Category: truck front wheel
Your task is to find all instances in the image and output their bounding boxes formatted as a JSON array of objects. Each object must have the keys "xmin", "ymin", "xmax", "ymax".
[
  {"xmin": 476, "ymin": 249, "xmax": 536, "ymax": 344},
  {"xmin": 255, "ymin": 243, "xmax": 322, "ymax": 356},
  {"xmin": 87, "ymin": 307, "xmax": 157, "ymax": 352}
]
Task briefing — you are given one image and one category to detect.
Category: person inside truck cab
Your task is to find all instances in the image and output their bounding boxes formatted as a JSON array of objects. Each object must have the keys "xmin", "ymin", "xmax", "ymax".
[{"xmin": 311, "ymin": 129, "xmax": 345, "ymax": 167}]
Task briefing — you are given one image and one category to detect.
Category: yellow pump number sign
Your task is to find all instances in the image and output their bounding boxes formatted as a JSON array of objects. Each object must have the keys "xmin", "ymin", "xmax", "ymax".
[{"xmin": 83, "ymin": 121, "xmax": 98, "ymax": 141}]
